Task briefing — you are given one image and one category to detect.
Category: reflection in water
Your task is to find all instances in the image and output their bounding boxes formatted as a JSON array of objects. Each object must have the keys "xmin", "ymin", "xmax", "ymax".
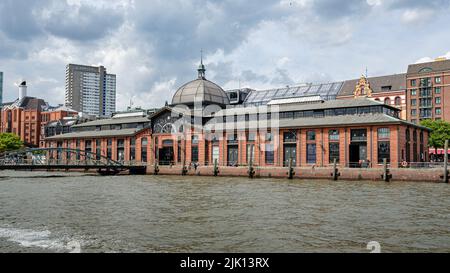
[{"xmin": 0, "ymin": 171, "xmax": 449, "ymax": 253}]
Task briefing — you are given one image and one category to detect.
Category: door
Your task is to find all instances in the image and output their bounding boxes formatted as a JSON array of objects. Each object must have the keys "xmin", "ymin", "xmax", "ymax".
[
  {"xmin": 359, "ymin": 144, "xmax": 367, "ymax": 162},
  {"xmin": 228, "ymin": 146, "xmax": 239, "ymax": 166},
  {"xmin": 349, "ymin": 144, "xmax": 360, "ymax": 167},
  {"xmin": 284, "ymin": 144, "xmax": 297, "ymax": 167},
  {"xmin": 159, "ymin": 147, "xmax": 174, "ymax": 165},
  {"xmin": 212, "ymin": 146, "xmax": 220, "ymax": 165}
]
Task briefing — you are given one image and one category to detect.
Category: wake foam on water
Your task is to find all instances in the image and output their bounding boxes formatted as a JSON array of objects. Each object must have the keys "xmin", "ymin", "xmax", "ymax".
[{"xmin": 0, "ymin": 227, "xmax": 76, "ymax": 252}]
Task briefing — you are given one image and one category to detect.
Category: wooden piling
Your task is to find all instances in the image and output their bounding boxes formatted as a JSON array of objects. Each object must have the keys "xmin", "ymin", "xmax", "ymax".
[
  {"xmin": 213, "ymin": 159, "xmax": 219, "ymax": 176},
  {"xmin": 154, "ymin": 161, "xmax": 159, "ymax": 175},
  {"xmin": 444, "ymin": 140, "xmax": 448, "ymax": 183},
  {"xmin": 287, "ymin": 158, "xmax": 295, "ymax": 179},
  {"xmin": 382, "ymin": 158, "xmax": 391, "ymax": 182},
  {"xmin": 331, "ymin": 158, "xmax": 340, "ymax": 181},
  {"xmin": 248, "ymin": 159, "xmax": 255, "ymax": 178}
]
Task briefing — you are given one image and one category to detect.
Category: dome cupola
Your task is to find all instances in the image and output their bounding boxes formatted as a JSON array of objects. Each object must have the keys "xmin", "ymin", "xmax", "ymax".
[{"xmin": 171, "ymin": 57, "xmax": 230, "ymax": 107}]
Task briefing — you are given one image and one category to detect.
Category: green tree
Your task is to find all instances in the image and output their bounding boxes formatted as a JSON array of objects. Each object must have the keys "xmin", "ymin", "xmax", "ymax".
[
  {"xmin": 0, "ymin": 133, "xmax": 23, "ymax": 153},
  {"xmin": 420, "ymin": 119, "xmax": 450, "ymax": 149}
]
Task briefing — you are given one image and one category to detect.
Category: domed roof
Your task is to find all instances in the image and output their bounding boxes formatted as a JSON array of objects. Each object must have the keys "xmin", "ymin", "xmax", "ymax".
[{"xmin": 171, "ymin": 61, "xmax": 230, "ymax": 106}]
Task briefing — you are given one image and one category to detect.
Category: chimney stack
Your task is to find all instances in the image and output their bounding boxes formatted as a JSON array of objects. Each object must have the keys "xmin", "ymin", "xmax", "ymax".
[{"xmin": 18, "ymin": 80, "xmax": 27, "ymax": 100}]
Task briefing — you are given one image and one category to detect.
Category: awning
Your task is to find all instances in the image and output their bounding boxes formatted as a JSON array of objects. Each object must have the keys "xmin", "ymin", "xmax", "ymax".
[{"xmin": 429, "ymin": 148, "xmax": 450, "ymax": 155}]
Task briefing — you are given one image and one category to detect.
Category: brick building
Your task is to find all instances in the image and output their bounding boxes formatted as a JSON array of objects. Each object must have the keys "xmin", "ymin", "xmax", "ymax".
[
  {"xmin": 0, "ymin": 82, "xmax": 78, "ymax": 147},
  {"xmin": 406, "ymin": 58, "xmax": 450, "ymax": 123},
  {"xmin": 45, "ymin": 62, "xmax": 429, "ymax": 167}
]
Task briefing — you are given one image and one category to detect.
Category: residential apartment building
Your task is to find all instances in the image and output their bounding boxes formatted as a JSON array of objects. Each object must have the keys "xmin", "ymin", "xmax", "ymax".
[
  {"xmin": 65, "ymin": 64, "xmax": 116, "ymax": 117},
  {"xmin": 406, "ymin": 58, "xmax": 450, "ymax": 123}
]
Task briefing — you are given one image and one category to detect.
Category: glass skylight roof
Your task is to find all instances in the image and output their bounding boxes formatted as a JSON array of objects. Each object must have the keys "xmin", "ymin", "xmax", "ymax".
[{"xmin": 243, "ymin": 82, "xmax": 344, "ymax": 106}]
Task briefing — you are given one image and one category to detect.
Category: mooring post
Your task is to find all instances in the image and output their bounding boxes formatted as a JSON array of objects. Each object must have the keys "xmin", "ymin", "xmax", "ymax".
[
  {"xmin": 331, "ymin": 158, "xmax": 340, "ymax": 181},
  {"xmin": 182, "ymin": 160, "xmax": 188, "ymax": 176},
  {"xmin": 154, "ymin": 161, "xmax": 159, "ymax": 175},
  {"xmin": 248, "ymin": 158, "xmax": 255, "ymax": 178},
  {"xmin": 213, "ymin": 159, "xmax": 219, "ymax": 176},
  {"xmin": 443, "ymin": 140, "xmax": 448, "ymax": 183},
  {"xmin": 382, "ymin": 158, "xmax": 391, "ymax": 182},
  {"xmin": 287, "ymin": 158, "xmax": 295, "ymax": 179}
]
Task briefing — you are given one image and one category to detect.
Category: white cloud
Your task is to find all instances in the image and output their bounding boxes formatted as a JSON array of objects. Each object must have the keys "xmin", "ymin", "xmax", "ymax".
[{"xmin": 401, "ymin": 8, "xmax": 434, "ymax": 23}]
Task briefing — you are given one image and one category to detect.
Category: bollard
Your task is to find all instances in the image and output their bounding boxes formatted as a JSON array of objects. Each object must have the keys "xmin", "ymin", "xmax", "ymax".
[
  {"xmin": 154, "ymin": 161, "xmax": 159, "ymax": 175},
  {"xmin": 442, "ymin": 140, "xmax": 449, "ymax": 183},
  {"xmin": 331, "ymin": 158, "xmax": 340, "ymax": 181},
  {"xmin": 248, "ymin": 159, "xmax": 255, "ymax": 178},
  {"xmin": 213, "ymin": 159, "xmax": 219, "ymax": 176},
  {"xmin": 381, "ymin": 158, "xmax": 392, "ymax": 182},
  {"xmin": 181, "ymin": 160, "xmax": 188, "ymax": 176},
  {"xmin": 287, "ymin": 158, "xmax": 295, "ymax": 179}
]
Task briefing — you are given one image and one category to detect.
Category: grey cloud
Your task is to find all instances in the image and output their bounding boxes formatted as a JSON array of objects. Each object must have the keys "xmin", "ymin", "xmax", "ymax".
[
  {"xmin": 270, "ymin": 68, "xmax": 295, "ymax": 86},
  {"xmin": 0, "ymin": 0, "xmax": 48, "ymax": 41},
  {"xmin": 310, "ymin": 0, "xmax": 372, "ymax": 19},
  {"xmin": 388, "ymin": 0, "xmax": 450, "ymax": 9},
  {"xmin": 132, "ymin": 0, "xmax": 281, "ymax": 62},
  {"xmin": 41, "ymin": 3, "xmax": 125, "ymax": 41},
  {"xmin": 241, "ymin": 70, "xmax": 269, "ymax": 84}
]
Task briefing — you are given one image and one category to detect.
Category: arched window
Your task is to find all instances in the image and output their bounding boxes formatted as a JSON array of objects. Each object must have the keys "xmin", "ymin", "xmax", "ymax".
[
  {"xmin": 394, "ymin": 97, "xmax": 401, "ymax": 106},
  {"xmin": 384, "ymin": 98, "xmax": 391, "ymax": 105}
]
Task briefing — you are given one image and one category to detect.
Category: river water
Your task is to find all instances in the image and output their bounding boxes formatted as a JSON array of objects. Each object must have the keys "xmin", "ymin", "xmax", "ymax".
[{"xmin": 0, "ymin": 171, "xmax": 449, "ymax": 253}]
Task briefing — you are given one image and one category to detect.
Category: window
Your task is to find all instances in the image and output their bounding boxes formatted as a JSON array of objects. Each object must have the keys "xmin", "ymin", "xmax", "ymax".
[
  {"xmin": 394, "ymin": 97, "xmax": 401, "ymax": 106},
  {"xmin": 436, "ymin": 108, "xmax": 442, "ymax": 115},
  {"xmin": 411, "ymin": 79, "xmax": 416, "ymax": 87},
  {"xmin": 329, "ymin": 143, "xmax": 339, "ymax": 163},
  {"xmin": 246, "ymin": 144, "xmax": 255, "ymax": 163},
  {"xmin": 411, "ymin": 89, "xmax": 417, "ymax": 96},
  {"xmin": 329, "ymin": 130, "xmax": 339, "ymax": 141},
  {"xmin": 265, "ymin": 132, "xmax": 273, "ymax": 142},
  {"xmin": 420, "ymin": 78, "xmax": 431, "ymax": 87},
  {"xmin": 351, "ymin": 129, "xmax": 367, "ymax": 142},
  {"xmin": 435, "ymin": 97, "xmax": 441, "ymax": 105},
  {"xmin": 378, "ymin": 142, "xmax": 390, "ymax": 163},
  {"xmin": 381, "ymin": 86, "xmax": 392, "ymax": 91},
  {"xmin": 247, "ymin": 132, "xmax": 256, "ymax": 142},
  {"xmin": 435, "ymin": 87, "xmax": 441, "ymax": 94},
  {"xmin": 265, "ymin": 144, "xmax": 274, "ymax": 164},
  {"xmin": 378, "ymin": 128, "xmax": 390, "ymax": 140},
  {"xmin": 435, "ymin": 77, "xmax": 441, "ymax": 84},
  {"xmin": 384, "ymin": 98, "xmax": 391, "ymax": 105},
  {"xmin": 307, "ymin": 130, "xmax": 316, "ymax": 141},
  {"xmin": 306, "ymin": 144, "xmax": 316, "ymax": 164},
  {"xmin": 141, "ymin": 138, "xmax": 148, "ymax": 162},
  {"xmin": 192, "ymin": 135, "xmax": 199, "ymax": 145},
  {"xmin": 96, "ymin": 139, "xmax": 101, "ymax": 160},
  {"xmin": 129, "ymin": 138, "xmax": 136, "ymax": 161},
  {"xmin": 411, "ymin": 109, "xmax": 417, "ymax": 116},
  {"xmin": 191, "ymin": 146, "xmax": 199, "ymax": 162},
  {"xmin": 313, "ymin": 110, "xmax": 324, "ymax": 118},
  {"xmin": 411, "ymin": 99, "xmax": 417, "ymax": 106},
  {"xmin": 283, "ymin": 131, "xmax": 296, "ymax": 143}
]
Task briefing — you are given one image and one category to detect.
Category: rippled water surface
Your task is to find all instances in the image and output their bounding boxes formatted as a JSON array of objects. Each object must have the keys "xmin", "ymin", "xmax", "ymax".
[{"xmin": 0, "ymin": 171, "xmax": 449, "ymax": 253}]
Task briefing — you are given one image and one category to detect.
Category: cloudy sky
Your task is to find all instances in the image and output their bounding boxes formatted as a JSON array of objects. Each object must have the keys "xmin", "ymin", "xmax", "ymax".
[{"xmin": 1, "ymin": 0, "xmax": 450, "ymax": 110}]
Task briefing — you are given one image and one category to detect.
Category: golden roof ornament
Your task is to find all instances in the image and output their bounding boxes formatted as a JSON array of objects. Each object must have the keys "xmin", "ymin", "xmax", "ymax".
[{"xmin": 354, "ymin": 75, "xmax": 373, "ymax": 98}]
